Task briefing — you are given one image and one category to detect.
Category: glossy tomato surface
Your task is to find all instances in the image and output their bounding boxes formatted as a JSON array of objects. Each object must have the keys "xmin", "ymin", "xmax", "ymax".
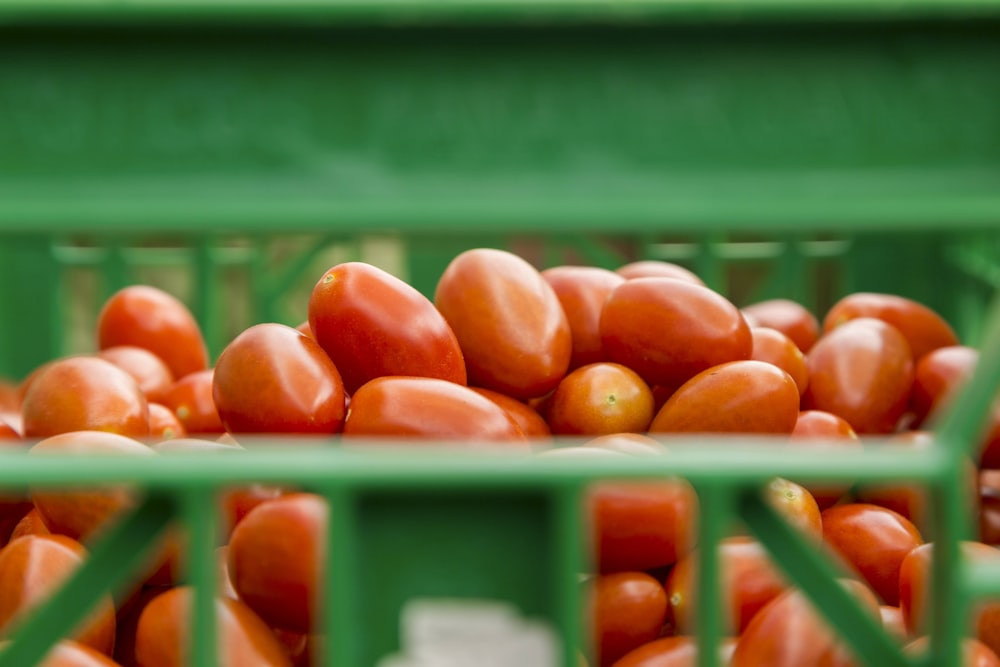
[
  {"xmin": 788, "ymin": 410, "xmax": 861, "ymax": 509},
  {"xmin": 763, "ymin": 478, "xmax": 823, "ymax": 539},
  {"xmin": 650, "ymin": 361, "xmax": 799, "ymax": 435},
  {"xmin": 749, "ymin": 327, "xmax": 808, "ymax": 396},
  {"xmin": 910, "ymin": 346, "xmax": 979, "ymax": 426},
  {"xmin": 612, "ymin": 636, "xmax": 738, "ymax": 667},
  {"xmin": 741, "ymin": 299, "xmax": 820, "ymax": 354},
  {"xmin": 308, "ymin": 262, "xmax": 466, "ymax": 393},
  {"xmin": 344, "ymin": 376, "xmax": 526, "ymax": 444},
  {"xmin": 159, "ymin": 370, "xmax": 224, "ymax": 436},
  {"xmin": 590, "ymin": 571, "xmax": 668, "ymax": 666},
  {"xmin": 22, "ymin": 357, "xmax": 149, "ymax": 439},
  {"xmin": 823, "ymin": 292, "xmax": 958, "ymax": 361},
  {"xmin": 97, "ymin": 346, "xmax": 174, "ymax": 405},
  {"xmin": 213, "ymin": 323, "xmax": 346, "ymax": 434},
  {"xmin": 615, "ymin": 261, "xmax": 704, "ymax": 285},
  {"xmin": 469, "ymin": 387, "xmax": 552, "ymax": 440},
  {"xmin": 146, "ymin": 403, "xmax": 186, "ymax": 442},
  {"xmin": 600, "ymin": 278, "xmax": 751, "ymax": 389},
  {"xmin": 541, "ymin": 266, "xmax": 625, "ymax": 370},
  {"xmin": 435, "ymin": 248, "xmax": 571, "ymax": 399},
  {"xmin": 97, "ymin": 285, "xmax": 208, "ymax": 380},
  {"xmin": 803, "ymin": 318, "xmax": 914, "ymax": 434},
  {"xmin": 548, "ymin": 363, "xmax": 654, "ymax": 436}
]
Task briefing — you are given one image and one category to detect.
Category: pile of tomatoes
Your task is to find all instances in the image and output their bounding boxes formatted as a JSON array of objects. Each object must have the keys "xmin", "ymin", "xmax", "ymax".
[{"xmin": 0, "ymin": 247, "xmax": 997, "ymax": 667}]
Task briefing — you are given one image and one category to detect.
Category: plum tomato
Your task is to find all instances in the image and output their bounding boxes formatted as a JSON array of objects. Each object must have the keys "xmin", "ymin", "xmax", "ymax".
[
  {"xmin": 590, "ymin": 571, "xmax": 669, "ymax": 666},
  {"xmin": 879, "ymin": 605, "xmax": 907, "ymax": 642},
  {"xmin": 160, "ymin": 370, "xmax": 224, "ymax": 436},
  {"xmin": 213, "ymin": 323, "xmax": 346, "ymax": 435},
  {"xmin": 97, "ymin": 346, "xmax": 174, "ymax": 405},
  {"xmin": 600, "ymin": 278, "xmax": 751, "ymax": 389},
  {"xmin": 741, "ymin": 299, "xmax": 820, "ymax": 354},
  {"xmin": 823, "ymin": 292, "xmax": 958, "ymax": 362},
  {"xmin": 788, "ymin": 410, "xmax": 861, "ymax": 510},
  {"xmin": 469, "ymin": 387, "xmax": 552, "ymax": 440},
  {"xmin": 97, "ymin": 285, "xmax": 208, "ymax": 380},
  {"xmin": 749, "ymin": 327, "xmax": 808, "ymax": 396},
  {"xmin": 22, "ymin": 357, "xmax": 149, "ymax": 440},
  {"xmin": 763, "ymin": 478, "xmax": 823, "ymax": 539},
  {"xmin": 612, "ymin": 636, "xmax": 738, "ymax": 667},
  {"xmin": 803, "ymin": 318, "xmax": 914, "ymax": 434},
  {"xmin": 308, "ymin": 262, "xmax": 466, "ymax": 394},
  {"xmin": 10, "ymin": 508, "xmax": 51, "ymax": 541},
  {"xmin": 541, "ymin": 266, "xmax": 625, "ymax": 370},
  {"xmin": 904, "ymin": 637, "xmax": 1000, "ymax": 666},
  {"xmin": 548, "ymin": 363, "xmax": 655, "ymax": 436},
  {"xmin": 435, "ymin": 249, "xmax": 571, "ymax": 400},
  {"xmin": 615, "ymin": 261, "xmax": 704, "ymax": 286},
  {"xmin": 910, "ymin": 346, "xmax": 979, "ymax": 426},
  {"xmin": 649, "ymin": 361, "xmax": 799, "ymax": 435},
  {"xmin": 147, "ymin": 403, "xmax": 186, "ymax": 442}
]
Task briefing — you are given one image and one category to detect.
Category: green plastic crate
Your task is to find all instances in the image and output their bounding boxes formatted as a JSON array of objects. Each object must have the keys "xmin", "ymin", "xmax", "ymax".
[{"xmin": 0, "ymin": 2, "xmax": 998, "ymax": 666}]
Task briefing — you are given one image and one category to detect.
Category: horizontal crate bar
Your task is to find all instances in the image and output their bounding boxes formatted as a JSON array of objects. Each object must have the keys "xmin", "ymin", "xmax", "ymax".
[{"xmin": 0, "ymin": 440, "xmax": 952, "ymax": 489}]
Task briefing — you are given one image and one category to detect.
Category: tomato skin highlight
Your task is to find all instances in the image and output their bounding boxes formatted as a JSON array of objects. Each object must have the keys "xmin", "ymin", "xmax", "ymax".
[
  {"xmin": 541, "ymin": 266, "xmax": 625, "ymax": 371},
  {"xmin": 308, "ymin": 262, "xmax": 466, "ymax": 394},
  {"xmin": 742, "ymin": 298, "xmax": 820, "ymax": 354},
  {"xmin": 435, "ymin": 248, "xmax": 572, "ymax": 400},
  {"xmin": 590, "ymin": 571, "xmax": 669, "ymax": 667},
  {"xmin": 548, "ymin": 363, "xmax": 655, "ymax": 436},
  {"xmin": 749, "ymin": 327, "xmax": 809, "ymax": 396},
  {"xmin": 469, "ymin": 387, "xmax": 552, "ymax": 440},
  {"xmin": 600, "ymin": 278, "xmax": 752, "ymax": 389}
]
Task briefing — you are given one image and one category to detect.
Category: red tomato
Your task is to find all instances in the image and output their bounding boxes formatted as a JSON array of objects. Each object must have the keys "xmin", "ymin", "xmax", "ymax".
[
  {"xmin": 910, "ymin": 346, "xmax": 978, "ymax": 426},
  {"xmin": 160, "ymin": 369, "xmax": 224, "ymax": 436},
  {"xmin": 900, "ymin": 541, "xmax": 1000, "ymax": 655},
  {"xmin": 548, "ymin": 363, "xmax": 655, "ymax": 436},
  {"xmin": 29, "ymin": 431, "xmax": 155, "ymax": 542},
  {"xmin": 541, "ymin": 266, "xmax": 625, "ymax": 370},
  {"xmin": 0, "ymin": 426, "xmax": 32, "ymax": 542},
  {"xmin": 213, "ymin": 324, "xmax": 347, "ymax": 435},
  {"xmin": 343, "ymin": 376, "xmax": 526, "ymax": 444},
  {"xmin": 10, "ymin": 508, "xmax": 51, "ymax": 541},
  {"xmin": 308, "ymin": 262, "xmax": 466, "ymax": 394},
  {"xmin": 880, "ymin": 605, "xmax": 907, "ymax": 642},
  {"xmin": 469, "ymin": 387, "xmax": 552, "ymax": 440},
  {"xmin": 741, "ymin": 299, "xmax": 820, "ymax": 354},
  {"xmin": 217, "ymin": 545, "xmax": 239, "ymax": 600},
  {"xmin": 763, "ymin": 478, "xmax": 823, "ymax": 539},
  {"xmin": 97, "ymin": 285, "xmax": 209, "ymax": 380},
  {"xmin": 135, "ymin": 587, "xmax": 291, "ymax": 667},
  {"xmin": 821, "ymin": 503, "xmax": 923, "ymax": 605},
  {"xmin": 612, "ymin": 636, "xmax": 738, "ymax": 667},
  {"xmin": 294, "ymin": 321, "xmax": 314, "ymax": 340},
  {"xmin": 435, "ymin": 249, "xmax": 571, "ymax": 399},
  {"xmin": 228, "ymin": 494, "xmax": 327, "ymax": 633},
  {"xmin": 905, "ymin": 637, "xmax": 1000, "ymax": 666},
  {"xmin": 788, "ymin": 410, "xmax": 861, "ymax": 509},
  {"xmin": 730, "ymin": 579, "xmax": 880, "ymax": 667},
  {"xmin": 147, "ymin": 403, "xmax": 186, "ymax": 442},
  {"xmin": 97, "ymin": 346, "xmax": 174, "ymax": 405},
  {"xmin": 0, "ymin": 535, "xmax": 115, "ymax": 655},
  {"xmin": 823, "ymin": 292, "xmax": 958, "ymax": 361},
  {"xmin": 803, "ymin": 318, "xmax": 914, "ymax": 434},
  {"xmin": 749, "ymin": 327, "xmax": 808, "ymax": 396},
  {"xmin": 114, "ymin": 586, "xmax": 165, "ymax": 667},
  {"xmin": 649, "ymin": 361, "xmax": 799, "ymax": 435},
  {"xmin": 590, "ymin": 480, "xmax": 697, "ymax": 573},
  {"xmin": 667, "ymin": 536, "xmax": 788, "ymax": 635},
  {"xmin": 220, "ymin": 484, "xmax": 286, "ymax": 540},
  {"xmin": 615, "ymin": 261, "xmax": 704, "ymax": 286},
  {"xmin": 22, "ymin": 357, "xmax": 149, "ymax": 439},
  {"xmin": 600, "ymin": 279, "xmax": 751, "ymax": 389},
  {"xmin": 590, "ymin": 571, "xmax": 669, "ymax": 666}
]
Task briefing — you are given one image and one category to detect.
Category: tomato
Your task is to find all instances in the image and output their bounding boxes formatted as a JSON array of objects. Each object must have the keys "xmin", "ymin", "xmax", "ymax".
[
  {"xmin": 469, "ymin": 387, "xmax": 552, "ymax": 440},
  {"xmin": 615, "ymin": 261, "xmax": 704, "ymax": 286},
  {"xmin": 880, "ymin": 606, "xmax": 907, "ymax": 642},
  {"xmin": 741, "ymin": 299, "xmax": 820, "ymax": 354},
  {"xmin": 220, "ymin": 484, "xmax": 286, "ymax": 540},
  {"xmin": 160, "ymin": 370, "xmax": 224, "ymax": 436},
  {"xmin": 541, "ymin": 266, "xmax": 625, "ymax": 370},
  {"xmin": 213, "ymin": 324, "xmax": 346, "ymax": 435},
  {"xmin": 0, "ymin": 535, "xmax": 115, "ymax": 655},
  {"xmin": 29, "ymin": 431, "xmax": 155, "ymax": 542},
  {"xmin": 590, "ymin": 571, "xmax": 669, "ymax": 666},
  {"xmin": 10, "ymin": 508, "xmax": 51, "ymax": 541},
  {"xmin": 821, "ymin": 503, "xmax": 923, "ymax": 605},
  {"xmin": 435, "ymin": 249, "xmax": 571, "ymax": 399},
  {"xmin": 590, "ymin": 479, "xmax": 698, "ymax": 573},
  {"xmin": 910, "ymin": 346, "xmax": 978, "ymax": 426},
  {"xmin": 134, "ymin": 587, "xmax": 292, "ymax": 667},
  {"xmin": 802, "ymin": 318, "xmax": 914, "ymax": 434},
  {"xmin": 900, "ymin": 541, "xmax": 1000, "ymax": 655},
  {"xmin": 294, "ymin": 321, "xmax": 314, "ymax": 340},
  {"xmin": 667, "ymin": 536, "xmax": 788, "ymax": 635},
  {"xmin": 308, "ymin": 262, "xmax": 466, "ymax": 394},
  {"xmin": 905, "ymin": 637, "xmax": 1000, "ymax": 666},
  {"xmin": 97, "ymin": 285, "xmax": 209, "ymax": 380},
  {"xmin": 147, "ymin": 403, "xmax": 186, "ymax": 442},
  {"xmin": 22, "ymin": 357, "xmax": 149, "ymax": 439},
  {"xmin": 228, "ymin": 494, "xmax": 327, "ymax": 634},
  {"xmin": 548, "ymin": 363, "xmax": 655, "ymax": 436},
  {"xmin": 788, "ymin": 410, "xmax": 861, "ymax": 510},
  {"xmin": 982, "ymin": 413, "xmax": 1000, "ymax": 470},
  {"xmin": 749, "ymin": 327, "xmax": 808, "ymax": 396},
  {"xmin": 97, "ymin": 346, "xmax": 174, "ymax": 405},
  {"xmin": 649, "ymin": 361, "xmax": 799, "ymax": 435},
  {"xmin": 981, "ymin": 470, "xmax": 1000, "ymax": 545},
  {"xmin": 730, "ymin": 579, "xmax": 880, "ymax": 667},
  {"xmin": 763, "ymin": 478, "xmax": 823, "ymax": 539},
  {"xmin": 217, "ymin": 545, "xmax": 238, "ymax": 600},
  {"xmin": 343, "ymin": 377, "xmax": 526, "ymax": 444},
  {"xmin": 113, "ymin": 586, "xmax": 164, "ymax": 667},
  {"xmin": 600, "ymin": 279, "xmax": 751, "ymax": 389},
  {"xmin": 612, "ymin": 636, "xmax": 738, "ymax": 667},
  {"xmin": 823, "ymin": 292, "xmax": 958, "ymax": 362}
]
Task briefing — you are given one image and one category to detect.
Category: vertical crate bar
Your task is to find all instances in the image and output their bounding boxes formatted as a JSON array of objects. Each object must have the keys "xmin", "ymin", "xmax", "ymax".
[
  {"xmin": 554, "ymin": 483, "xmax": 585, "ymax": 667},
  {"xmin": 324, "ymin": 485, "xmax": 360, "ymax": 667},
  {"xmin": 694, "ymin": 481, "xmax": 729, "ymax": 667},
  {"xmin": 184, "ymin": 486, "xmax": 219, "ymax": 667}
]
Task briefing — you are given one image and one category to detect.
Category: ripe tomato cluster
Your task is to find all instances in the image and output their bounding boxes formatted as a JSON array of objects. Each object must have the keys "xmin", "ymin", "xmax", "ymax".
[{"xmin": 0, "ymin": 248, "xmax": 996, "ymax": 666}]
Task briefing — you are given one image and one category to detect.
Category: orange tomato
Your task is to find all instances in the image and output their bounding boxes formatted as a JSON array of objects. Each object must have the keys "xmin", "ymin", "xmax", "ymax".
[
  {"xmin": 160, "ymin": 370, "xmax": 224, "ymax": 436},
  {"xmin": 749, "ymin": 327, "xmax": 809, "ymax": 396},
  {"xmin": 468, "ymin": 387, "xmax": 552, "ymax": 440},
  {"xmin": 788, "ymin": 410, "xmax": 861, "ymax": 510},
  {"xmin": 97, "ymin": 346, "xmax": 174, "ymax": 405},
  {"xmin": 541, "ymin": 266, "xmax": 625, "ymax": 370},
  {"xmin": 548, "ymin": 363, "xmax": 655, "ymax": 436},
  {"xmin": 615, "ymin": 261, "xmax": 704, "ymax": 285},
  {"xmin": 741, "ymin": 298, "xmax": 820, "ymax": 354},
  {"xmin": 590, "ymin": 571, "xmax": 668, "ymax": 666}
]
